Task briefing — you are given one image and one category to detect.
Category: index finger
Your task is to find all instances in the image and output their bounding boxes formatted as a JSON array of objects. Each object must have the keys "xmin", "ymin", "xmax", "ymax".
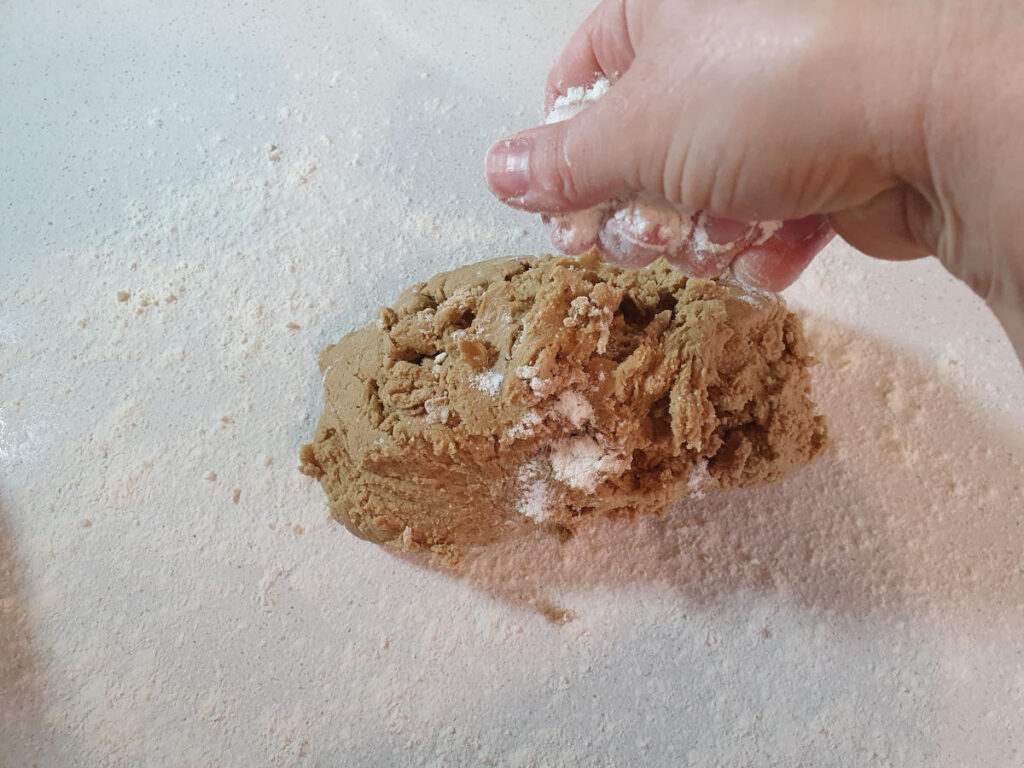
[{"xmin": 544, "ymin": 0, "xmax": 638, "ymax": 111}]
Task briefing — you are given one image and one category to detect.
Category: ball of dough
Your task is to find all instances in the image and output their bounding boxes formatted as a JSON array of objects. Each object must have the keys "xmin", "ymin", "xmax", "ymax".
[{"xmin": 300, "ymin": 251, "xmax": 827, "ymax": 554}]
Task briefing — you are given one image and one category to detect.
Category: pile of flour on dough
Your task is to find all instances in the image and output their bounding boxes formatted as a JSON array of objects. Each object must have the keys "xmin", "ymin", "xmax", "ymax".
[{"xmin": 300, "ymin": 251, "xmax": 827, "ymax": 554}]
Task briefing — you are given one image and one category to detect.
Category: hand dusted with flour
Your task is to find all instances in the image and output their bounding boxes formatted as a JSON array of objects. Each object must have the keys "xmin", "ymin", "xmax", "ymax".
[{"xmin": 301, "ymin": 252, "xmax": 827, "ymax": 554}]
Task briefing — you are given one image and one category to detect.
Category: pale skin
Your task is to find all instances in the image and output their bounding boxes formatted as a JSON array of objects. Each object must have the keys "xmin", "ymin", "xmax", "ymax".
[{"xmin": 485, "ymin": 0, "xmax": 1024, "ymax": 359}]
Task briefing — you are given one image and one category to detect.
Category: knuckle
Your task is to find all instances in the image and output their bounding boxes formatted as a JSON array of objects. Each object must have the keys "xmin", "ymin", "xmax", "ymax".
[{"xmin": 550, "ymin": 125, "xmax": 582, "ymax": 203}]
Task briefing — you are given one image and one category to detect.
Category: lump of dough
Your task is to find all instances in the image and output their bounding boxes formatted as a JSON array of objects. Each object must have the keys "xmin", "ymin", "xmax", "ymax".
[{"xmin": 300, "ymin": 251, "xmax": 827, "ymax": 555}]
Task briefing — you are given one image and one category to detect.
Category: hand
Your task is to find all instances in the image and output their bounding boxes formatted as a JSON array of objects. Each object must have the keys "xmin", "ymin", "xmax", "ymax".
[{"xmin": 485, "ymin": 0, "xmax": 1024, "ymax": 358}]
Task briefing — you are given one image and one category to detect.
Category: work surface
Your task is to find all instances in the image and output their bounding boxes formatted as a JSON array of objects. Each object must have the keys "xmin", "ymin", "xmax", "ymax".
[{"xmin": 3, "ymin": 2, "xmax": 1023, "ymax": 765}]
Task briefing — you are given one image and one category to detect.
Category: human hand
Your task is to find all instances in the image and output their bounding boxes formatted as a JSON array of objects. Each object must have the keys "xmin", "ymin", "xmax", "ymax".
[
  {"xmin": 535, "ymin": 76, "xmax": 834, "ymax": 288},
  {"xmin": 485, "ymin": 0, "xmax": 1024, "ymax": 357}
]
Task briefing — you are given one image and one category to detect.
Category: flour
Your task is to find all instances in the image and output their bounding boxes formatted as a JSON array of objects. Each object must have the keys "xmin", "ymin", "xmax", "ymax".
[
  {"xmin": 553, "ymin": 391, "xmax": 594, "ymax": 429},
  {"xmin": 507, "ymin": 409, "xmax": 543, "ymax": 440},
  {"xmin": 548, "ymin": 435, "xmax": 631, "ymax": 493},
  {"xmin": 562, "ymin": 294, "xmax": 613, "ymax": 353},
  {"xmin": 515, "ymin": 364, "xmax": 556, "ymax": 395},
  {"xmin": 686, "ymin": 459, "xmax": 712, "ymax": 500},
  {"xmin": 546, "ymin": 204, "xmax": 609, "ymax": 254},
  {"xmin": 471, "ymin": 369, "xmax": 504, "ymax": 396},
  {"xmin": 516, "ymin": 460, "xmax": 554, "ymax": 521},
  {"xmin": 607, "ymin": 196, "xmax": 696, "ymax": 251},
  {"xmin": 3, "ymin": 2, "xmax": 1024, "ymax": 767},
  {"xmin": 545, "ymin": 76, "xmax": 611, "ymax": 124},
  {"xmin": 751, "ymin": 218, "xmax": 783, "ymax": 244},
  {"xmin": 423, "ymin": 396, "xmax": 452, "ymax": 424}
]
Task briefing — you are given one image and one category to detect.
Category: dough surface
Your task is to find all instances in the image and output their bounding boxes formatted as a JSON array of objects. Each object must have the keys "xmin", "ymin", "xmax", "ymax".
[{"xmin": 301, "ymin": 251, "xmax": 827, "ymax": 554}]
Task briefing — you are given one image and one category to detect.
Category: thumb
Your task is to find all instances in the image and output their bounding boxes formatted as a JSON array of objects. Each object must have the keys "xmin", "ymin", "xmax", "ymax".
[
  {"xmin": 828, "ymin": 184, "xmax": 940, "ymax": 262},
  {"xmin": 485, "ymin": 80, "xmax": 645, "ymax": 213}
]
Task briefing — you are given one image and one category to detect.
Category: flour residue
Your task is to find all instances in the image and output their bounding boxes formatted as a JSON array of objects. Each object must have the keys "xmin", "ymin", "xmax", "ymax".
[
  {"xmin": 516, "ymin": 460, "xmax": 554, "ymax": 521},
  {"xmin": 687, "ymin": 459, "xmax": 713, "ymax": 499},
  {"xmin": 471, "ymin": 369, "xmax": 503, "ymax": 397},
  {"xmin": 562, "ymin": 294, "xmax": 613, "ymax": 353},
  {"xmin": 548, "ymin": 435, "xmax": 631, "ymax": 492},
  {"xmin": 545, "ymin": 76, "xmax": 611, "ymax": 124},
  {"xmin": 515, "ymin": 364, "xmax": 556, "ymax": 396},
  {"xmin": 508, "ymin": 410, "xmax": 543, "ymax": 440},
  {"xmin": 423, "ymin": 396, "xmax": 451, "ymax": 424},
  {"xmin": 553, "ymin": 391, "xmax": 594, "ymax": 429}
]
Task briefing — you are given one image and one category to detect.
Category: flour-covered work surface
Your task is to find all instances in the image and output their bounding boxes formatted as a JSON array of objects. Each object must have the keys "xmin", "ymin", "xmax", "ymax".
[{"xmin": 2, "ymin": 1, "xmax": 1024, "ymax": 766}]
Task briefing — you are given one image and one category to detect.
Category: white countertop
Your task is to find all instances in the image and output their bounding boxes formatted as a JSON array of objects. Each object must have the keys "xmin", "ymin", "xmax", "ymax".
[{"xmin": 3, "ymin": 1, "xmax": 1023, "ymax": 765}]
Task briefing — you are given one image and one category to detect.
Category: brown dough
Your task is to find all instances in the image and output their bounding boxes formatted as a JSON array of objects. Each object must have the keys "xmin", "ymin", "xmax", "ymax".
[{"xmin": 300, "ymin": 251, "xmax": 827, "ymax": 554}]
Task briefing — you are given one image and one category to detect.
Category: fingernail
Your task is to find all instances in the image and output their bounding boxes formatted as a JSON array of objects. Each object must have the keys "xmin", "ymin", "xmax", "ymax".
[
  {"xmin": 702, "ymin": 214, "xmax": 753, "ymax": 245},
  {"xmin": 776, "ymin": 215, "xmax": 831, "ymax": 245},
  {"xmin": 732, "ymin": 245, "xmax": 818, "ymax": 293},
  {"xmin": 731, "ymin": 252, "xmax": 772, "ymax": 291},
  {"xmin": 485, "ymin": 137, "xmax": 532, "ymax": 201}
]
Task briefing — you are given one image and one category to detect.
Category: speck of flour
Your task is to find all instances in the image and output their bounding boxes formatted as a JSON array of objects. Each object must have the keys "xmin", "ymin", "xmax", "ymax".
[
  {"xmin": 471, "ymin": 369, "xmax": 504, "ymax": 396},
  {"xmin": 553, "ymin": 391, "xmax": 594, "ymax": 429},
  {"xmin": 547, "ymin": 435, "xmax": 631, "ymax": 493},
  {"xmin": 516, "ymin": 460, "xmax": 554, "ymax": 522}
]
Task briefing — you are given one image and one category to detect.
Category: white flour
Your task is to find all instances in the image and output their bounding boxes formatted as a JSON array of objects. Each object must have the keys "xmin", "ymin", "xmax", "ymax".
[
  {"xmin": 553, "ymin": 391, "xmax": 594, "ymax": 429},
  {"xmin": 686, "ymin": 459, "xmax": 713, "ymax": 500},
  {"xmin": 470, "ymin": 369, "xmax": 504, "ymax": 396},
  {"xmin": 2, "ymin": 2, "xmax": 1024, "ymax": 767},
  {"xmin": 548, "ymin": 435, "xmax": 631, "ymax": 493},
  {"xmin": 507, "ymin": 409, "xmax": 543, "ymax": 440},
  {"xmin": 515, "ymin": 460, "xmax": 555, "ymax": 522},
  {"xmin": 545, "ymin": 76, "xmax": 612, "ymax": 123}
]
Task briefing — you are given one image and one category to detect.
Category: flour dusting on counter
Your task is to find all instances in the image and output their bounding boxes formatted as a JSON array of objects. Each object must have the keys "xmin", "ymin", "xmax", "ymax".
[{"xmin": 2, "ymin": 2, "xmax": 1024, "ymax": 767}]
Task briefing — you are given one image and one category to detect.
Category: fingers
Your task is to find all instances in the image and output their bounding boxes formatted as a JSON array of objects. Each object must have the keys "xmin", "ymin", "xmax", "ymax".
[
  {"xmin": 538, "ymin": 191, "xmax": 836, "ymax": 294},
  {"xmin": 598, "ymin": 205, "xmax": 758, "ymax": 274},
  {"xmin": 544, "ymin": 206, "xmax": 608, "ymax": 255},
  {"xmin": 486, "ymin": 1, "xmax": 648, "ymax": 212},
  {"xmin": 676, "ymin": 214, "xmax": 760, "ymax": 277},
  {"xmin": 828, "ymin": 185, "xmax": 937, "ymax": 262},
  {"xmin": 598, "ymin": 205, "xmax": 673, "ymax": 268},
  {"xmin": 541, "ymin": 196, "xmax": 836, "ymax": 294},
  {"xmin": 732, "ymin": 216, "xmax": 834, "ymax": 291},
  {"xmin": 485, "ymin": 76, "xmax": 644, "ymax": 212},
  {"xmin": 544, "ymin": 0, "xmax": 637, "ymax": 111},
  {"xmin": 581, "ymin": 185, "xmax": 930, "ymax": 293}
]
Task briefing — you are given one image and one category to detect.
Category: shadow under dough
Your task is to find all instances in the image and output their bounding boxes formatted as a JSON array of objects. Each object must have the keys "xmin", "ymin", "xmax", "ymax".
[
  {"xmin": 392, "ymin": 315, "xmax": 1024, "ymax": 623},
  {"xmin": 0, "ymin": 492, "xmax": 54, "ymax": 758}
]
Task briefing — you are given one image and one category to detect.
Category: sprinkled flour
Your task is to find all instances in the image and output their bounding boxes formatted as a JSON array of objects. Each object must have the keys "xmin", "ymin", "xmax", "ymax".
[
  {"xmin": 471, "ymin": 369, "xmax": 504, "ymax": 396},
  {"xmin": 515, "ymin": 363, "xmax": 557, "ymax": 395},
  {"xmin": 553, "ymin": 391, "xmax": 594, "ymax": 429},
  {"xmin": 423, "ymin": 396, "xmax": 452, "ymax": 424},
  {"xmin": 3, "ymin": 2, "xmax": 1024, "ymax": 767},
  {"xmin": 548, "ymin": 435, "xmax": 631, "ymax": 493},
  {"xmin": 544, "ymin": 76, "xmax": 611, "ymax": 124},
  {"xmin": 687, "ymin": 459, "xmax": 713, "ymax": 499},
  {"xmin": 507, "ymin": 409, "xmax": 543, "ymax": 439},
  {"xmin": 516, "ymin": 460, "xmax": 555, "ymax": 522}
]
